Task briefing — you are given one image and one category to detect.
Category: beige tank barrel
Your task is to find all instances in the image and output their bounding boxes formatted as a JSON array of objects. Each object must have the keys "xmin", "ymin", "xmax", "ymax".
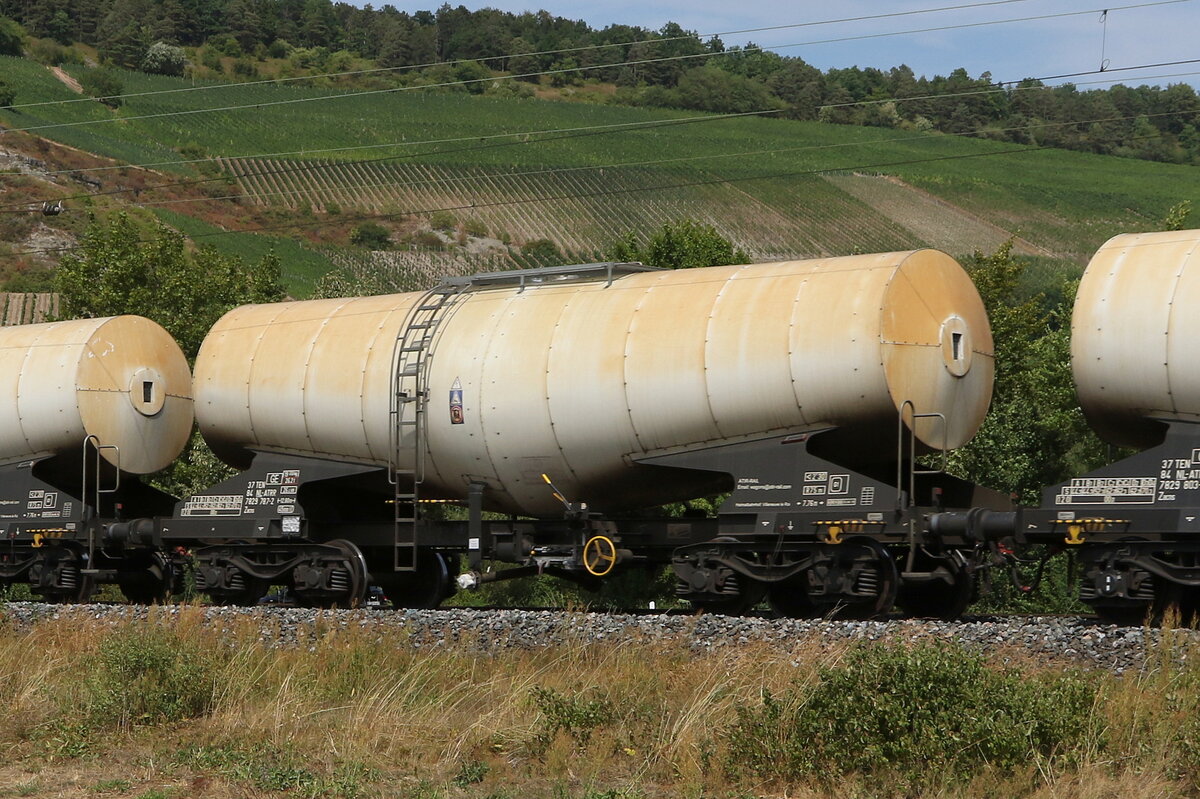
[
  {"xmin": 0, "ymin": 315, "xmax": 194, "ymax": 474},
  {"xmin": 1074, "ymin": 228, "xmax": 1200, "ymax": 448},
  {"xmin": 195, "ymin": 251, "xmax": 994, "ymax": 515}
]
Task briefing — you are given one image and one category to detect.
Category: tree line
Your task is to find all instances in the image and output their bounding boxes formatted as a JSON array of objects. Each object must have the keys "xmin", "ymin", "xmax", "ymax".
[{"xmin": 1, "ymin": 1, "xmax": 1199, "ymax": 164}]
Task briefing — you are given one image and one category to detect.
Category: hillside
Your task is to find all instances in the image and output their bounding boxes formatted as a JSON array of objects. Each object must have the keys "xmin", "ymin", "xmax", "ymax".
[{"xmin": 2, "ymin": 53, "xmax": 1199, "ymax": 296}]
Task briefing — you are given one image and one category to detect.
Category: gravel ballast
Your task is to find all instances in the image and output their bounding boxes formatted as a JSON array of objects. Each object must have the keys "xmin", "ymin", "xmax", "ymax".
[{"xmin": 1, "ymin": 601, "xmax": 1191, "ymax": 674}]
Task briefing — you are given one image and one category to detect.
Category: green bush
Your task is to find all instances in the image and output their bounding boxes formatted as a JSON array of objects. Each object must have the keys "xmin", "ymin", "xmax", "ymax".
[
  {"xmin": 78, "ymin": 68, "xmax": 124, "ymax": 108},
  {"xmin": 141, "ymin": 42, "xmax": 186, "ymax": 76},
  {"xmin": 530, "ymin": 686, "xmax": 615, "ymax": 750},
  {"xmin": 463, "ymin": 217, "xmax": 488, "ymax": 237},
  {"xmin": 429, "ymin": 210, "xmax": 456, "ymax": 231},
  {"xmin": 28, "ymin": 39, "xmax": 73, "ymax": 66},
  {"xmin": 725, "ymin": 641, "xmax": 1097, "ymax": 784},
  {"xmin": 521, "ymin": 238, "xmax": 561, "ymax": 262},
  {"xmin": 85, "ymin": 627, "xmax": 219, "ymax": 728},
  {"xmin": 0, "ymin": 15, "xmax": 25, "ymax": 56},
  {"xmin": 350, "ymin": 222, "xmax": 392, "ymax": 249}
]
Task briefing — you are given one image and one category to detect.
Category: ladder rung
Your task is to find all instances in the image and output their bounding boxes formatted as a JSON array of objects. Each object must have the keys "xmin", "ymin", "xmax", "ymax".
[
  {"xmin": 399, "ymin": 366, "xmax": 419, "ymax": 377},
  {"xmin": 416, "ymin": 304, "xmax": 443, "ymax": 312},
  {"xmin": 408, "ymin": 322, "xmax": 433, "ymax": 330}
]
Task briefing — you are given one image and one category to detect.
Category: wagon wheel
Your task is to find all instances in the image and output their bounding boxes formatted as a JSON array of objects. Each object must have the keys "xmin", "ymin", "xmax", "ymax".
[
  {"xmin": 295, "ymin": 539, "xmax": 371, "ymax": 609},
  {"xmin": 34, "ymin": 546, "xmax": 96, "ymax": 604},
  {"xmin": 768, "ymin": 576, "xmax": 819, "ymax": 619},
  {"xmin": 895, "ymin": 552, "xmax": 975, "ymax": 621},
  {"xmin": 690, "ymin": 580, "xmax": 766, "ymax": 616},
  {"xmin": 380, "ymin": 550, "xmax": 455, "ymax": 609},
  {"xmin": 118, "ymin": 550, "xmax": 175, "ymax": 605},
  {"xmin": 827, "ymin": 538, "xmax": 899, "ymax": 621},
  {"xmin": 328, "ymin": 539, "xmax": 370, "ymax": 608}
]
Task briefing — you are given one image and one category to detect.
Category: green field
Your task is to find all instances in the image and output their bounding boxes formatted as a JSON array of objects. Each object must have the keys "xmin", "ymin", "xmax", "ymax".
[
  {"xmin": 150, "ymin": 208, "xmax": 334, "ymax": 297},
  {"xmin": 3, "ymin": 54, "xmax": 1199, "ymax": 282}
]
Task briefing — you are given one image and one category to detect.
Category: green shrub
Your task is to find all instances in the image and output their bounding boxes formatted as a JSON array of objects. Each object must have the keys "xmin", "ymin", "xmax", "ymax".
[
  {"xmin": 28, "ymin": 39, "xmax": 72, "ymax": 66},
  {"xmin": 141, "ymin": 42, "xmax": 186, "ymax": 76},
  {"xmin": 530, "ymin": 686, "xmax": 615, "ymax": 750},
  {"xmin": 725, "ymin": 640, "xmax": 1097, "ymax": 784},
  {"xmin": 267, "ymin": 39, "xmax": 292, "ymax": 59},
  {"xmin": 78, "ymin": 68, "xmax": 124, "ymax": 108},
  {"xmin": 85, "ymin": 627, "xmax": 219, "ymax": 728},
  {"xmin": 350, "ymin": 222, "xmax": 391, "ymax": 249},
  {"xmin": 521, "ymin": 238, "xmax": 561, "ymax": 262},
  {"xmin": 0, "ymin": 15, "xmax": 25, "ymax": 56},
  {"xmin": 463, "ymin": 217, "xmax": 488, "ymax": 237},
  {"xmin": 429, "ymin": 210, "xmax": 456, "ymax": 231},
  {"xmin": 412, "ymin": 231, "xmax": 444, "ymax": 248}
]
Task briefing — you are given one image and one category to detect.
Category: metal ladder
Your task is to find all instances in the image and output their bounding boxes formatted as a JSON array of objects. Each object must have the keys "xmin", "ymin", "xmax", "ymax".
[
  {"xmin": 81, "ymin": 434, "xmax": 120, "ymax": 574},
  {"xmin": 389, "ymin": 283, "xmax": 469, "ymax": 570}
]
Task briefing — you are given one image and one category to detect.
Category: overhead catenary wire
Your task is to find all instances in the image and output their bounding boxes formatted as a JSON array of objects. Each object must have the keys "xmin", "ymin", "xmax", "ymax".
[
  {"xmin": 0, "ymin": 0, "xmax": 1054, "ymax": 112},
  {"xmin": 818, "ymin": 60, "xmax": 1200, "ymax": 110},
  {"xmin": 27, "ymin": 58, "xmax": 1200, "ymax": 180},
  {"xmin": 0, "ymin": 0, "xmax": 1187, "ymax": 136},
  {"xmin": 3, "ymin": 54, "xmax": 1197, "ymax": 214}
]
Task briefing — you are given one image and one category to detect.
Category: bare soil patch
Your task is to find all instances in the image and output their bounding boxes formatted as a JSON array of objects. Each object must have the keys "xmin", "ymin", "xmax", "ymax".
[
  {"xmin": 49, "ymin": 66, "xmax": 83, "ymax": 94},
  {"xmin": 826, "ymin": 172, "xmax": 1054, "ymax": 258}
]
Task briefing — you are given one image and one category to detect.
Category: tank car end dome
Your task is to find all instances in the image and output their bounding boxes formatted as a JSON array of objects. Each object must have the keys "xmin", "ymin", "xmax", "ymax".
[
  {"xmin": 0, "ymin": 315, "xmax": 193, "ymax": 474},
  {"xmin": 1073, "ymin": 228, "xmax": 1200, "ymax": 449}
]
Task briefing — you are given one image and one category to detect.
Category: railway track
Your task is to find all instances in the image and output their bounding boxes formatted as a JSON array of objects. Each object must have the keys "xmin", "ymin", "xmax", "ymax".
[{"xmin": 1, "ymin": 601, "xmax": 1181, "ymax": 674}]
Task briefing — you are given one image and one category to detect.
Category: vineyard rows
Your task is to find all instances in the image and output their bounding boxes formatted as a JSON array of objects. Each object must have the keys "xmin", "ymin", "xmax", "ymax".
[
  {"xmin": 5, "ymin": 58, "xmax": 1200, "ymax": 267},
  {"xmin": 220, "ymin": 158, "xmax": 927, "ymax": 259},
  {"xmin": 324, "ymin": 247, "xmax": 513, "ymax": 293}
]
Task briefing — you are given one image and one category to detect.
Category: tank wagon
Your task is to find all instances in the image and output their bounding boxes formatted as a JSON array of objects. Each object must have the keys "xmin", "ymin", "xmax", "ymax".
[
  {"xmin": 161, "ymin": 250, "xmax": 1001, "ymax": 616},
  {"xmin": 934, "ymin": 228, "xmax": 1200, "ymax": 623},
  {"xmin": 0, "ymin": 316, "xmax": 193, "ymax": 602}
]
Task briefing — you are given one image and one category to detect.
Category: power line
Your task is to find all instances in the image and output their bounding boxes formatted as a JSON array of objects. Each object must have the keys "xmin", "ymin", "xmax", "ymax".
[
  {"xmin": 23, "ymin": 57, "xmax": 1200, "ymax": 183},
  {"xmin": 6, "ymin": 52, "xmax": 1197, "ymax": 214},
  {"xmin": 817, "ymin": 64, "xmax": 1200, "ymax": 110},
  {"xmin": 1, "ymin": 0, "xmax": 1186, "ymax": 136},
  {"xmin": 0, "ymin": 0, "xmax": 1045, "ymax": 112},
  {"xmin": 4, "ymin": 56, "xmax": 1196, "ymax": 215}
]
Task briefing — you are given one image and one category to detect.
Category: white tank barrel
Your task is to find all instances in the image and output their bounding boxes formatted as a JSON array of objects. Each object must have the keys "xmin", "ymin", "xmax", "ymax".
[
  {"xmin": 0, "ymin": 316, "xmax": 194, "ymax": 474},
  {"xmin": 195, "ymin": 251, "xmax": 994, "ymax": 515},
  {"xmin": 1074, "ymin": 228, "xmax": 1200, "ymax": 448}
]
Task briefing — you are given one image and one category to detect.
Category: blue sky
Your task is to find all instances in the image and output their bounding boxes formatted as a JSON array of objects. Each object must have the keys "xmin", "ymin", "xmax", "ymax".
[{"xmin": 407, "ymin": 0, "xmax": 1200, "ymax": 88}]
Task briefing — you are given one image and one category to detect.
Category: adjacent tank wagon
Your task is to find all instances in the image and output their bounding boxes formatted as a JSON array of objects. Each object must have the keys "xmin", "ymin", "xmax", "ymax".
[
  {"xmin": 934, "ymin": 228, "xmax": 1200, "ymax": 624},
  {"xmin": 0, "ymin": 316, "xmax": 193, "ymax": 601}
]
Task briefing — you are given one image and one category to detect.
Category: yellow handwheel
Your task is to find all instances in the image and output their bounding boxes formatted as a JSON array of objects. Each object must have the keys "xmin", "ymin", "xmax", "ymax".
[{"xmin": 582, "ymin": 535, "xmax": 618, "ymax": 577}]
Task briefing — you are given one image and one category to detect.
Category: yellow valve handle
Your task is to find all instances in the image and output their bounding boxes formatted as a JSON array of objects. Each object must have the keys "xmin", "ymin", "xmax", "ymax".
[
  {"xmin": 1064, "ymin": 524, "xmax": 1086, "ymax": 545},
  {"xmin": 823, "ymin": 525, "xmax": 844, "ymax": 545},
  {"xmin": 582, "ymin": 535, "xmax": 618, "ymax": 577}
]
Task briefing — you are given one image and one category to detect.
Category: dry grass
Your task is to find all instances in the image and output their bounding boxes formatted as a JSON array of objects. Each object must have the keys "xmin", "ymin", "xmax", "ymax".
[{"xmin": 2, "ymin": 608, "xmax": 1200, "ymax": 798}]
